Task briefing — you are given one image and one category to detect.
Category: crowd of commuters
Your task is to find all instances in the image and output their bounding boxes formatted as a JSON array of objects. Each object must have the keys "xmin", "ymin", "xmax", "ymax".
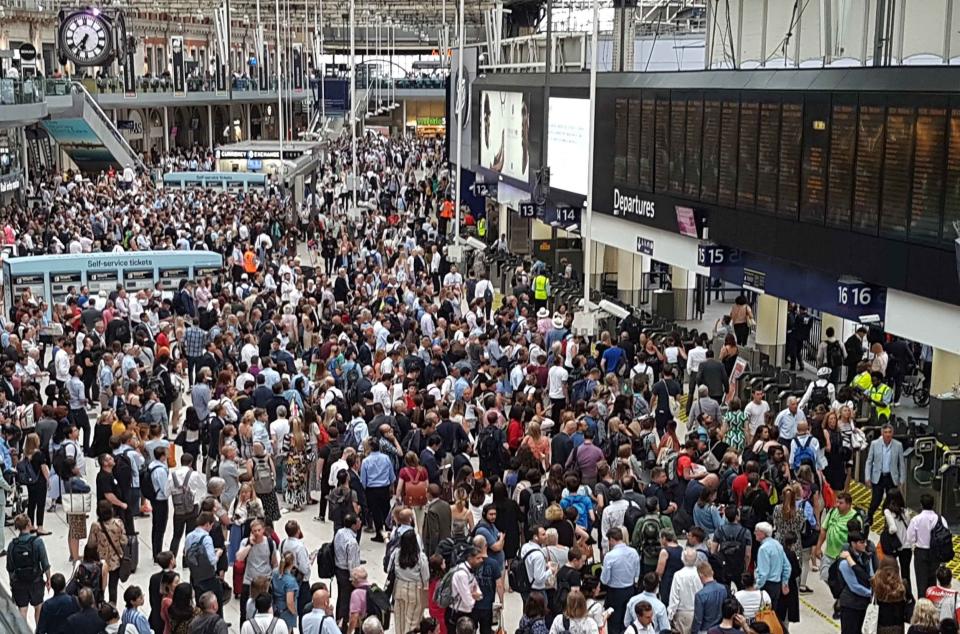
[{"xmin": 0, "ymin": 129, "xmax": 954, "ymax": 634}]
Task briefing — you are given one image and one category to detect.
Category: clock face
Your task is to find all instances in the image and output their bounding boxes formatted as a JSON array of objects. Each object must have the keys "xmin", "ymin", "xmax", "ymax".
[{"xmin": 61, "ymin": 11, "xmax": 113, "ymax": 66}]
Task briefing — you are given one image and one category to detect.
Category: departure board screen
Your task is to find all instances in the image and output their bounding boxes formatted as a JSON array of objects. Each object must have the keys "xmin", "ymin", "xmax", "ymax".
[
  {"xmin": 614, "ymin": 98, "xmax": 628, "ymax": 182},
  {"xmin": 669, "ymin": 98, "xmax": 686, "ymax": 194},
  {"xmin": 654, "ymin": 97, "xmax": 670, "ymax": 192},
  {"xmin": 627, "ymin": 98, "xmax": 641, "ymax": 184},
  {"xmin": 684, "ymin": 99, "xmax": 703, "ymax": 199},
  {"xmin": 910, "ymin": 107, "xmax": 946, "ymax": 242},
  {"xmin": 606, "ymin": 86, "xmax": 960, "ymax": 247},
  {"xmin": 718, "ymin": 101, "xmax": 739, "ymax": 208},
  {"xmin": 827, "ymin": 102, "xmax": 857, "ymax": 227},
  {"xmin": 737, "ymin": 100, "xmax": 760, "ymax": 208},
  {"xmin": 756, "ymin": 101, "xmax": 780, "ymax": 213},
  {"xmin": 639, "ymin": 97, "xmax": 655, "ymax": 190},
  {"xmin": 700, "ymin": 99, "xmax": 721, "ymax": 202},
  {"xmin": 880, "ymin": 107, "xmax": 915, "ymax": 238},
  {"xmin": 852, "ymin": 105, "xmax": 885, "ymax": 233}
]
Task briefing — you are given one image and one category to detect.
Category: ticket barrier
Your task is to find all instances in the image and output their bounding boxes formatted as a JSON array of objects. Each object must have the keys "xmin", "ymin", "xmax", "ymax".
[
  {"xmin": 938, "ymin": 450, "xmax": 960, "ymax": 529},
  {"xmin": 903, "ymin": 436, "xmax": 948, "ymax": 512}
]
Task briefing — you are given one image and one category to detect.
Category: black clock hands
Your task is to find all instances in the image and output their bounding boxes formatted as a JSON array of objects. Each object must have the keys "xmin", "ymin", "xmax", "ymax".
[{"xmin": 79, "ymin": 33, "xmax": 90, "ymax": 50}]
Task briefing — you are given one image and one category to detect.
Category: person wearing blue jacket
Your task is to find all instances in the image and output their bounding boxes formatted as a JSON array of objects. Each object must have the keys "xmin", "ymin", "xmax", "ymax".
[{"xmin": 837, "ymin": 532, "xmax": 874, "ymax": 634}]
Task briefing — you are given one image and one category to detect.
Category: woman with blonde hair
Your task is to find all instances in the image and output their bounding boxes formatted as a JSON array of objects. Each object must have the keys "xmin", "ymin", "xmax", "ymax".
[
  {"xmin": 907, "ymin": 598, "xmax": 940, "ymax": 634},
  {"xmin": 271, "ymin": 552, "xmax": 300, "ymax": 630},
  {"xmin": 20, "ymin": 432, "xmax": 51, "ymax": 535},
  {"xmin": 451, "ymin": 486, "xmax": 474, "ymax": 537},
  {"xmin": 237, "ymin": 410, "xmax": 256, "ymax": 459},
  {"xmin": 549, "ymin": 589, "xmax": 599, "ymax": 634},
  {"xmin": 398, "ymin": 451, "xmax": 429, "ymax": 527},
  {"xmin": 522, "ymin": 420, "xmax": 551, "ymax": 470},
  {"xmin": 283, "ymin": 417, "xmax": 313, "ymax": 511}
]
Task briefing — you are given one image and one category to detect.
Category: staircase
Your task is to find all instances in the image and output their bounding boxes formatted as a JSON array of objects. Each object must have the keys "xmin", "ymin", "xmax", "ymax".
[{"xmin": 41, "ymin": 81, "xmax": 147, "ymax": 175}]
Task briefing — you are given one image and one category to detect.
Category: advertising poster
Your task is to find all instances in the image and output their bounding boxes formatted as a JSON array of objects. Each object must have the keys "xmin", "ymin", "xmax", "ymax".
[
  {"xmin": 547, "ymin": 97, "xmax": 590, "ymax": 195},
  {"xmin": 479, "ymin": 90, "xmax": 529, "ymax": 182}
]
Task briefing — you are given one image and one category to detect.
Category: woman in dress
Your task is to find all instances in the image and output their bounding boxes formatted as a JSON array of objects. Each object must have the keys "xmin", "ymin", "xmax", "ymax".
[
  {"xmin": 86, "ymin": 499, "xmax": 129, "ymax": 605},
  {"xmin": 282, "ymin": 417, "xmax": 312, "ymax": 511},
  {"xmin": 521, "ymin": 421, "xmax": 551, "ymax": 472},
  {"xmin": 730, "ymin": 294, "xmax": 754, "ymax": 347},
  {"xmin": 270, "ymin": 552, "xmax": 300, "ymax": 631},
  {"xmin": 251, "ymin": 442, "xmax": 281, "ymax": 522},
  {"xmin": 451, "ymin": 487, "xmax": 474, "ymax": 538},
  {"xmin": 397, "ymin": 451, "xmax": 429, "ymax": 528},
  {"xmin": 721, "ymin": 398, "xmax": 747, "ymax": 452}
]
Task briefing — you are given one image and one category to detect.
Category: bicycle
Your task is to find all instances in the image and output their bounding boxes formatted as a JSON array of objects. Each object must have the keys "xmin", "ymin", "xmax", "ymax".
[{"xmin": 900, "ymin": 365, "xmax": 930, "ymax": 407}]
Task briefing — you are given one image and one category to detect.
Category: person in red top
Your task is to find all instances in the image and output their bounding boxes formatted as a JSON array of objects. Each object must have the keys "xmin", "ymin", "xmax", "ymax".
[
  {"xmin": 506, "ymin": 415, "xmax": 524, "ymax": 451},
  {"xmin": 926, "ymin": 566, "xmax": 960, "ymax": 623}
]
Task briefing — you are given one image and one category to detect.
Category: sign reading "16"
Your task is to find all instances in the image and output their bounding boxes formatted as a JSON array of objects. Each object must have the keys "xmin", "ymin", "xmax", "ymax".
[{"xmin": 837, "ymin": 284, "xmax": 874, "ymax": 306}]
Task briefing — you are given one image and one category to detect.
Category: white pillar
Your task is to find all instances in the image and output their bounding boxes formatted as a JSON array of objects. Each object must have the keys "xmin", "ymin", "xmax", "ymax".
[
  {"xmin": 163, "ymin": 107, "xmax": 170, "ymax": 153},
  {"xmin": 208, "ymin": 104, "xmax": 214, "ymax": 150}
]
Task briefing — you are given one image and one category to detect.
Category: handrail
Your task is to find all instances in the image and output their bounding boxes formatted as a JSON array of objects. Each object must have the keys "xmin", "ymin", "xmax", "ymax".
[{"xmin": 69, "ymin": 80, "xmax": 149, "ymax": 175}]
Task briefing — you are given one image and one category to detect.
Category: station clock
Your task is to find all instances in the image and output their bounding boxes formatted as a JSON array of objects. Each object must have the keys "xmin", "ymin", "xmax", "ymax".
[{"xmin": 58, "ymin": 8, "xmax": 115, "ymax": 66}]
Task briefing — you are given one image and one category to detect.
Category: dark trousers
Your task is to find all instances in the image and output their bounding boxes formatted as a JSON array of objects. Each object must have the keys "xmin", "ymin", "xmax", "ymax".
[
  {"xmin": 839, "ymin": 606, "xmax": 867, "ymax": 634},
  {"xmin": 605, "ymin": 586, "xmax": 635, "ymax": 634},
  {"xmin": 152, "ymin": 499, "xmax": 169, "ymax": 558},
  {"xmin": 366, "ymin": 485, "xmax": 391, "ymax": 536},
  {"xmin": 762, "ymin": 580, "xmax": 782, "ymax": 613},
  {"xmin": 471, "ymin": 607, "xmax": 493, "ymax": 634},
  {"xmin": 26, "ymin": 483, "xmax": 45, "ymax": 528},
  {"xmin": 897, "ymin": 548, "xmax": 913, "ymax": 597},
  {"xmin": 335, "ymin": 567, "xmax": 352, "ymax": 627},
  {"xmin": 108, "ymin": 568, "xmax": 120, "ymax": 605},
  {"xmin": 169, "ymin": 506, "xmax": 199, "ymax": 556},
  {"xmin": 193, "ymin": 577, "xmax": 224, "ymax": 616},
  {"xmin": 915, "ymin": 547, "xmax": 938, "ymax": 597},
  {"xmin": 69, "ymin": 407, "xmax": 91, "ymax": 453},
  {"xmin": 867, "ymin": 474, "xmax": 895, "ymax": 526},
  {"xmin": 445, "ymin": 609, "xmax": 473, "ymax": 632},
  {"xmin": 733, "ymin": 322, "xmax": 749, "ymax": 347},
  {"xmin": 239, "ymin": 583, "xmax": 251, "ymax": 625}
]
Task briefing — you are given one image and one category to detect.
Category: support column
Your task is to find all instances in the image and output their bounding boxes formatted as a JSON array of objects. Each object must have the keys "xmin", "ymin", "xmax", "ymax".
[
  {"xmin": 163, "ymin": 106, "xmax": 170, "ymax": 154},
  {"xmin": 930, "ymin": 348, "xmax": 960, "ymax": 396},
  {"xmin": 245, "ymin": 103, "xmax": 252, "ymax": 140},
  {"xmin": 670, "ymin": 265, "xmax": 691, "ymax": 321},
  {"xmin": 208, "ymin": 104, "xmax": 214, "ymax": 150},
  {"xmin": 755, "ymin": 294, "xmax": 789, "ymax": 367},
  {"xmin": 616, "ymin": 249, "xmax": 649, "ymax": 308}
]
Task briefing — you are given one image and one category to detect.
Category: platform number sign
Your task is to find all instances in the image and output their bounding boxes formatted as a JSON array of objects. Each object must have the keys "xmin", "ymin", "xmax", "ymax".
[
  {"xmin": 837, "ymin": 283, "xmax": 873, "ymax": 307},
  {"xmin": 518, "ymin": 202, "xmax": 536, "ymax": 218},
  {"xmin": 698, "ymin": 244, "xmax": 740, "ymax": 267},
  {"xmin": 554, "ymin": 206, "xmax": 580, "ymax": 224}
]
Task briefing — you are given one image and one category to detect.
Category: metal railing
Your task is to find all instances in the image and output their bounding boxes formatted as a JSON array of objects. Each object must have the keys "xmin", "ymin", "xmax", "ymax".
[{"xmin": 0, "ymin": 78, "xmax": 44, "ymax": 105}]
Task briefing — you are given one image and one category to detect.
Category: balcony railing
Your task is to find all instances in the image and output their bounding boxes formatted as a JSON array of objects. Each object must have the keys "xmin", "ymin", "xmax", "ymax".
[{"xmin": 0, "ymin": 78, "xmax": 44, "ymax": 105}]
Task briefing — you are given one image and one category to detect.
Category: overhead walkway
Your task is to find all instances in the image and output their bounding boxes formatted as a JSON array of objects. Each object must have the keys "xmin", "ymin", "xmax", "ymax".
[{"xmin": 41, "ymin": 81, "xmax": 146, "ymax": 175}]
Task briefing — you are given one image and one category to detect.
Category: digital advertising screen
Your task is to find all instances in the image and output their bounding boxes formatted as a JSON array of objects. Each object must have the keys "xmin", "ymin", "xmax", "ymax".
[
  {"xmin": 548, "ymin": 97, "xmax": 590, "ymax": 195},
  {"xmin": 479, "ymin": 90, "xmax": 530, "ymax": 182}
]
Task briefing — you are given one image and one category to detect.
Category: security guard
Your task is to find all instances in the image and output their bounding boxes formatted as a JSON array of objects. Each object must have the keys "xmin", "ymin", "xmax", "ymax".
[
  {"xmin": 533, "ymin": 271, "xmax": 550, "ymax": 312},
  {"xmin": 850, "ymin": 361, "xmax": 873, "ymax": 394},
  {"xmin": 866, "ymin": 371, "xmax": 894, "ymax": 422}
]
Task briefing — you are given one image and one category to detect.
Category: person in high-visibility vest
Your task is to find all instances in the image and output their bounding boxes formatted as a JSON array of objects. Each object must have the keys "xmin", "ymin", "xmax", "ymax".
[
  {"xmin": 477, "ymin": 217, "xmax": 487, "ymax": 239},
  {"xmin": 243, "ymin": 247, "xmax": 258, "ymax": 275},
  {"xmin": 866, "ymin": 371, "xmax": 894, "ymax": 422},
  {"xmin": 850, "ymin": 361, "xmax": 873, "ymax": 393},
  {"xmin": 533, "ymin": 273, "xmax": 550, "ymax": 312}
]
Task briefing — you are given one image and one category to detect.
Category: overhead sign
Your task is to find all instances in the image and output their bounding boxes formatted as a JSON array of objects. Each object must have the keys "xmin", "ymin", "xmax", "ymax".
[
  {"xmin": 417, "ymin": 117, "xmax": 445, "ymax": 127},
  {"xmin": 698, "ymin": 244, "xmax": 741, "ymax": 267},
  {"xmin": 742, "ymin": 268, "xmax": 767, "ymax": 293},
  {"xmin": 473, "ymin": 182, "xmax": 496, "ymax": 197},
  {"xmin": 518, "ymin": 202, "xmax": 536, "ymax": 218},
  {"xmin": 636, "ymin": 236, "xmax": 654, "ymax": 256},
  {"xmin": 171, "ymin": 35, "xmax": 186, "ymax": 96}
]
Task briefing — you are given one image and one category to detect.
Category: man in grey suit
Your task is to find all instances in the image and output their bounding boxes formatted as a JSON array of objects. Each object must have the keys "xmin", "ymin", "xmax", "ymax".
[
  {"xmin": 422, "ymin": 483, "xmax": 452, "ymax": 557},
  {"xmin": 696, "ymin": 350, "xmax": 729, "ymax": 402},
  {"xmin": 865, "ymin": 423, "xmax": 906, "ymax": 523}
]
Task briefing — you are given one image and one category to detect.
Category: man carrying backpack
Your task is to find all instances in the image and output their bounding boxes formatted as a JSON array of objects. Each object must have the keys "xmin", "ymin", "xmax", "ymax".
[
  {"xmin": 799, "ymin": 367, "xmax": 836, "ymax": 412},
  {"xmin": 443, "ymin": 546, "xmax": 484, "ymax": 632},
  {"xmin": 476, "ymin": 412, "xmax": 508, "ymax": 476},
  {"xmin": 184, "ymin": 511, "xmax": 225, "ymax": 613},
  {"xmin": 790, "ymin": 421, "xmax": 822, "ymax": 477},
  {"xmin": 166, "ymin": 453, "xmax": 206, "ymax": 557},
  {"xmin": 907, "ymin": 493, "xmax": 954, "ymax": 597},
  {"xmin": 708, "ymin": 505, "xmax": 753, "ymax": 588},
  {"xmin": 6, "ymin": 513, "xmax": 51, "ymax": 622},
  {"xmin": 632, "ymin": 497, "xmax": 674, "ymax": 576}
]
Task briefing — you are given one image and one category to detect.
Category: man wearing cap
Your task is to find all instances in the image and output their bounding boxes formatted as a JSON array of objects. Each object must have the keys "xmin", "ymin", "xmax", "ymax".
[{"xmin": 753, "ymin": 522, "xmax": 790, "ymax": 613}]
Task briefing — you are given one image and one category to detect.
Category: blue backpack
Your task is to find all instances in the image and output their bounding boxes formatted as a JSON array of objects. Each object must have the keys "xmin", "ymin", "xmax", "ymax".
[{"xmin": 792, "ymin": 436, "xmax": 818, "ymax": 471}]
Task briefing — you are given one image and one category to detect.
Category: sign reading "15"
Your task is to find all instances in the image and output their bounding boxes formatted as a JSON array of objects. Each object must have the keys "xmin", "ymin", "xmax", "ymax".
[{"xmin": 698, "ymin": 244, "xmax": 741, "ymax": 266}]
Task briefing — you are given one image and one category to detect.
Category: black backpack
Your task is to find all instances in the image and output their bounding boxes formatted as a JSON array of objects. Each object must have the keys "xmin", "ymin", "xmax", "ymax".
[
  {"xmin": 67, "ymin": 560, "xmax": 103, "ymax": 603},
  {"xmin": 365, "ymin": 585, "xmax": 392, "ymax": 629},
  {"xmin": 931, "ymin": 515, "xmax": 956, "ymax": 563},
  {"xmin": 714, "ymin": 525, "xmax": 748, "ymax": 585},
  {"xmin": 148, "ymin": 369, "xmax": 168, "ymax": 402},
  {"xmin": 16, "ymin": 458, "xmax": 39, "ymax": 486},
  {"xmin": 9, "ymin": 535, "xmax": 40, "ymax": 582},
  {"xmin": 809, "ymin": 383, "xmax": 830, "ymax": 410},
  {"xmin": 477, "ymin": 427, "xmax": 501, "ymax": 466},
  {"xmin": 508, "ymin": 549, "xmax": 540, "ymax": 594},
  {"xmin": 114, "ymin": 448, "xmax": 135, "ymax": 494},
  {"xmin": 623, "ymin": 503, "xmax": 644, "ymax": 539},
  {"xmin": 827, "ymin": 557, "xmax": 846, "ymax": 599},
  {"xmin": 827, "ymin": 340, "xmax": 844, "ymax": 368},
  {"xmin": 316, "ymin": 542, "xmax": 336, "ymax": 578},
  {"xmin": 141, "ymin": 463, "xmax": 162, "ymax": 502}
]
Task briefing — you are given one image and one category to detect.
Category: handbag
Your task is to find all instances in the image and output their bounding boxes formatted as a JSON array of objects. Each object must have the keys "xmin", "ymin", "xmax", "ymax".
[
  {"xmin": 62, "ymin": 492, "xmax": 91, "ymax": 515},
  {"xmin": 879, "ymin": 523, "xmax": 903, "ymax": 556},
  {"xmin": 753, "ymin": 602, "xmax": 784, "ymax": 634},
  {"xmin": 99, "ymin": 520, "xmax": 133, "ymax": 582},
  {"xmin": 822, "ymin": 481, "xmax": 837, "ymax": 509}
]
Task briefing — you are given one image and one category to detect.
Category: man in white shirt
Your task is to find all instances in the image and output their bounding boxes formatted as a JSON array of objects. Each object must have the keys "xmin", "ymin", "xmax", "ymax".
[
  {"xmin": 370, "ymin": 376, "xmax": 392, "ymax": 413},
  {"xmin": 241, "ymin": 593, "xmax": 289, "ymax": 634},
  {"xmin": 547, "ymin": 356, "xmax": 569, "ymax": 422},
  {"xmin": 667, "ymin": 548, "xmax": 703, "ymax": 634},
  {"xmin": 685, "ymin": 340, "xmax": 708, "ymax": 415},
  {"xmin": 301, "ymin": 588, "xmax": 340, "ymax": 634},
  {"xmin": 743, "ymin": 389, "xmax": 771, "ymax": 439}
]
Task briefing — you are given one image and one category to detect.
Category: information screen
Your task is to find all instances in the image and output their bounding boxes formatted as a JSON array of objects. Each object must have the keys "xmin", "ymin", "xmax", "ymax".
[
  {"xmin": 50, "ymin": 272, "xmax": 82, "ymax": 303},
  {"xmin": 610, "ymin": 87, "xmax": 960, "ymax": 245},
  {"xmin": 87, "ymin": 271, "xmax": 118, "ymax": 295},
  {"xmin": 125, "ymin": 269, "xmax": 154, "ymax": 291},
  {"xmin": 159, "ymin": 267, "xmax": 189, "ymax": 290}
]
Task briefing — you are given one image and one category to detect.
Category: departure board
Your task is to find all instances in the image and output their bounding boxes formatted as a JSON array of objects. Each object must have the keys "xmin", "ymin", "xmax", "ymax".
[
  {"xmin": 614, "ymin": 98, "xmax": 628, "ymax": 182},
  {"xmin": 826, "ymin": 103, "xmax": 857, "ymax": 227},
  {"xmin": 909, "ymin": 107, "xmax": 946, "ymax": 242},
  {"xmin": 880, "ymin": 107, "xmax": 915, "ymax": 238},
  {"xmin": 944, "ymin": 110, "xmax": 960, "ymax": 245},
  {"xmin": 685, "ymin": 99, "xmax": 703, "ymax": 198},
  {"xmin": 627, "ymin": 98, "xmax": 642, "ymax": 184},
  {"xmin": 778, "ymin": 101, "xmax": 803, "ymax": 219},
  {"xmin": 852, "ymin": 105, "xmax": 885, "ymax": 233},
  {"xmin": 801, "ymin": 99, "xmax": 829, "ymax": 223},
  {"xmin": 700, "ymin": 99, "xmax": 721, "ymax": 202},
  {"xmin": 669, "ymin": 98, "xmax": 686, "ymax": 193},
  {"xmin": 737, "ymin": 100, "xmax": 760, "ymax": 208},
  {"xmin": 718, "ymin": 101, "xmax": 740, "ymax": 207},
  {"xmin": 605, "ymin": 86, "xmax": 960, "ymax": 248},
  {"xmin": 654, "ymin": 97, "xmax": 670, "ymax": 192},
  {"xmin": 639, "ymin": 97, "xmax": 655, "ymax": 190},
  {"xmin": 756, "ymin": 101, "xmax": 780, "ymax": 213}
]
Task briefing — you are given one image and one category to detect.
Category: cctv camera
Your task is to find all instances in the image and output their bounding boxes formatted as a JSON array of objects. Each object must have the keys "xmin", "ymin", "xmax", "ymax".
[{"xmin": 598, "ymin": 299, "xmax": 630, "ymax": 320}]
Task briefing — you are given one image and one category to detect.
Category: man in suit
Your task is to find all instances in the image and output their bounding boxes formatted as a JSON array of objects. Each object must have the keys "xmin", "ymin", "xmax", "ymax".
[
  {"xmin": 420, "ymin": 434, "xmax": 442, "ymax": 485},
  {"xmin": 695, "ymin": 350, "xmax": 729, "ymax": 402},
  {"xmin": 865, "ymin": 423, "xmax": 906, "ymax": 522},
  {"xmin": 422, "ymin": 483, "xmax": 452, "ymax": 557},
  {"xmin": 844, "ymin": 326, "xmax": 868, "ymax": 383}
]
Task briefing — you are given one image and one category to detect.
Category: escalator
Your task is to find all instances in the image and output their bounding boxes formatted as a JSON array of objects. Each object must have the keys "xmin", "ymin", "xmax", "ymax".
[{"xmin": 41, "ymin": 81, "xmax": 146, "ymax": 175}]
